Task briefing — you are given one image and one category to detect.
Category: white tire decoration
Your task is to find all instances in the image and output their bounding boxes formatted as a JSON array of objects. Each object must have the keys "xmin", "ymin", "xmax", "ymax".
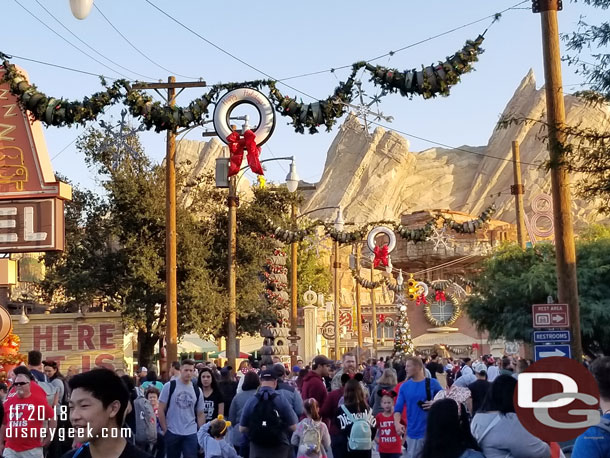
[
  {"xmin": 367, "ymin": 226, "xmax": 397, "ymax": 253},
  {"xmin": 213, "ymin": 88, "xmax": 276, "ymax": 146},
  {"xmin": 415, "ymin": 281, "xmax": 429, "ymax": 297}
]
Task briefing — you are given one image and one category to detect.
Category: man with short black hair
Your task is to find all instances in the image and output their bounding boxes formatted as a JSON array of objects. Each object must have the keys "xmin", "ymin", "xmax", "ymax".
[
  {"xmin": 168, "ymin": 361, "xmax": 181, "ymax": 381},
  {"xmin": 27, "ymin": 351, "xmax": 46, "ymax": 383},
  {"xmin": 158, "ymin": 359, "xmax": 204, "ymax": 458},
  {"xmin": 240, "ymin": 370, "xmax": 297, "ymax": 458},
  {"xmin": 573, "ymin": 356, "xmax": 610, "ymax": 457},
  {"xmin": 61, "ymin": 368, "xmax": 151, "ymax": 458},
  {"xmin": 467, "ymin": 364, "xmax": 490, "ymax": 414}
]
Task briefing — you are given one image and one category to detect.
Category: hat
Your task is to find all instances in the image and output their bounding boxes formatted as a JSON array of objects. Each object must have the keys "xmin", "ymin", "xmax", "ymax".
[
  {"xmin": 292, "ymin": 365, "xmax": 301, "ymax": 374},
  {"xmin": 271, "ymin": 363, "xmax": 285, "ymax": 378},
  {"xmin": 312, "ymin": 355, "xmax": 332, "ymax": 367},
  {"xmin": 259, "ymin": 369, "xmax": 277, "ymax": 381},
  {"xmin": 140, "ymin": 367, "xmax": 148, "ymax": 372},
  {"xmin": 220, "ymin": 367, "xmax": 231, "ymax": 376}
]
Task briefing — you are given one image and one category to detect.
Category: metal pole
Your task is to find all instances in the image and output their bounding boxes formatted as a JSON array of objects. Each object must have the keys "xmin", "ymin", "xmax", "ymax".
[
  {"xmin": 511, "ymin": 141, "xmax": 527, "ymax": 250},
  {"xmin": 355, "ymin": 244, "xmax": 363, "ymax": 349},
  {"xmin": 165, "ymin": 76, "xmax": 178, "ymax": 374},
  {"xmin": 227, "ymin": 176, "xmax": 238, "ymax": 370},
  {"xmin": 535, "ymin": 0, "xmax": 583, "ymax": 361},
  {"xmin": 334, "ymin": 240, "xmax": 341, "ymax": 359},
  {"xmin": 371, "ymin": 265, "xmax": 378, "ymax": 358},
  {"xmin": 290, "ymin": 202, "xmax": 298, "ymax": 368}
]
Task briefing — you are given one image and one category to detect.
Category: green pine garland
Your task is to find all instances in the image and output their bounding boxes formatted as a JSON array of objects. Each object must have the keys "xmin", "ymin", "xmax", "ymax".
[{"xmin": 0, "ymin": 33, "xmax": 485, "ymax": 134}]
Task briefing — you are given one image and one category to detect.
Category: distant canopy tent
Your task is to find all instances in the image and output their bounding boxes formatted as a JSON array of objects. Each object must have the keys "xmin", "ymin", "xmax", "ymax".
[
  {"xmin": 177, "ymin": 334, "xmax": 217, "ymax": 354},
  {"xmin": 208, "ymin": 350, "xmax": 251, "ymax": 359}
]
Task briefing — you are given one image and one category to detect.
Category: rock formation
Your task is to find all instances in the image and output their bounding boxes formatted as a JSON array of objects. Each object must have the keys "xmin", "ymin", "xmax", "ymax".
[{"xmin": 303, "ymin": 70, "xmax": 610, "ymax": 228}]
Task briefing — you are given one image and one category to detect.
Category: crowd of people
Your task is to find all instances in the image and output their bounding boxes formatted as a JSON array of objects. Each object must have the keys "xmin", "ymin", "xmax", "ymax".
[{"xmin": 0, "ymin": 350, "xmax": 608, "ymax": 458}]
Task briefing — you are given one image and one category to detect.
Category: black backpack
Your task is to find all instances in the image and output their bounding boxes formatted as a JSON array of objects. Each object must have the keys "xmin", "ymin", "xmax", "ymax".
[{"xmin": 247, "ymin": 392, "xmax": 284, "ymax": 446}]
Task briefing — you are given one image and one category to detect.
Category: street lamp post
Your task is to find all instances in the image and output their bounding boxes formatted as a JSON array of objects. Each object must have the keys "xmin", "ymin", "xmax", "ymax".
[
  {"xmin": 221, "ymin": 144, "xmax": 299, "ymax": 370},
  {"xmin": 333, "ymin": 208, "xmax": 344, "ymax": 360}
]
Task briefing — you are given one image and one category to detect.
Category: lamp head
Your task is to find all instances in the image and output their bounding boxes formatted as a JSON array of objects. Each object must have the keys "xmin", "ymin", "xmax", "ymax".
[
  {"xmin": 70, "ymin": 0, "xmax": 94, "ymax": 19},
  {"xmin": 19, "ymin": 306, "xmax": 29, "ymax": 325},
  {"xmin": 334, "ymin": 207, "xmax": 345, "ymax": 232},
  {"xmin": 285, "ymin": 159, "xmax": 299, "ymax": 193}
]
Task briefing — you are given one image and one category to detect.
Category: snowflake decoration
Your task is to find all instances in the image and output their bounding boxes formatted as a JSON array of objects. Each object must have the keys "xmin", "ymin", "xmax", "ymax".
[
  {"xmin": 426, "ymin": 227, "xmax": 453, "ymax": 251},
  {"xmin": 303, "ymin": 232, "xmax": 331, "ymax": 256},
  {"xmin": 342, "ymin": 81, "xmax": 394, "ymax": 135},
  {"xmin": 98, "ymin": 109, "xmax": 146, "ymax": 171}
]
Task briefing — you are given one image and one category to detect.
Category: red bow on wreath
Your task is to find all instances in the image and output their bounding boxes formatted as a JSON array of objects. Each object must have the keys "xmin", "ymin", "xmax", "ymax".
[
  {"xmin": 227, "ymin": 129, "xmax": 264, "ymax": 177},
  {"xmin": 378, "ymin": 314, "xmax": 386, "ymax": 323},
  {"xmin": 373, "ymin": 245, "xmax": 389, "ymax": 268},
  {"xmin": 416, "ymin": 293, "xmax": 428, "ymax": 306},
  {"xmin": 435, "ymin": 290, "xmax": 446, "ymax": 302}
]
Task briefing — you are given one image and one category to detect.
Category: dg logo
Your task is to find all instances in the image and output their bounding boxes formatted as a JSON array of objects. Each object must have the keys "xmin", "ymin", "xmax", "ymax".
[{"xmin": 514, "ymin": 356, "xmax": 600, "ymax": 442}]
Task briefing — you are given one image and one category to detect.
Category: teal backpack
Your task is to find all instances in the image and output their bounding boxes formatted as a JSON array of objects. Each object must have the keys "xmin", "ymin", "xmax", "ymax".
[{"xmin": 340, "ymin": 405, "xmax": 372, "ymax": 451}]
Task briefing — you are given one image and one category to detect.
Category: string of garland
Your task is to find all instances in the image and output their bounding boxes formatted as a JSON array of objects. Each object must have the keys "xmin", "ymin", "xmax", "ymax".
[
  {"xmin": 264, "ymin": 204, "xmax": 495, "ymax": 246},
  {"xmin": 350, "ymin": 268, "xmax": 405, "ymax": 292},
  {"xmin": 424, "ymin": 292, "xmax": 462, "ymax": 327},
  {"xmin": 0, "ymin": 34, "xmax": 484, "ymax": 134}
]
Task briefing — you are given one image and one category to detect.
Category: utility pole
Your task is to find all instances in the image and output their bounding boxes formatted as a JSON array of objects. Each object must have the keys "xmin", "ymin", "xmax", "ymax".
[
  {"xmin": 511, "ymin": 141, "xmax": 527, "ymax": 250},
  {"xmin": 289, "ymin": 202, "xmax": 298, "ymax": 368},
  {"xmin": 533, "ymin": 0, "xmax": 583, "ymax": 361},
  {"xmin": 132, "ymin": 78, "xmax": 207, "ymax": 375},
  {"xmin": 355, "ymin": 244, "xmax": 363, "ymax": 350}
]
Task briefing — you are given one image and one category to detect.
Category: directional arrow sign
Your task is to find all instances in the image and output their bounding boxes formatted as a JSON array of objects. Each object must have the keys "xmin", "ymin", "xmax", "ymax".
[
  {"xmin": 535, "ymin": 344, "xmax": 571, "ymax": 361},
  {"xmin": 532, "ymin": 304, "xmax": 570, "ymax": 328}
]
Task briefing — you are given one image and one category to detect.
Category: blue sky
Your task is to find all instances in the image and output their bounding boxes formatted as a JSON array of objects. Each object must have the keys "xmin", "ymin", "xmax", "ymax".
[{"xmin": 0, "ymin": 0, "xmax": 598, "ymax": 193}]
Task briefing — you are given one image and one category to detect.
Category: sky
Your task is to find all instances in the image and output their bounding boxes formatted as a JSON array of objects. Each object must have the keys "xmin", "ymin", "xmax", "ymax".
[{"xmin": 0, "ymin": 0, "xmax": 600, "ymax": 194}]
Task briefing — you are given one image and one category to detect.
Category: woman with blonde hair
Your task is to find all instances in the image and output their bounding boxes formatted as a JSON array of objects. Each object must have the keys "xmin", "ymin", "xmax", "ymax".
[{"xmin": 371, "ymin": 368, "xmax": 398, "ymax": 415}]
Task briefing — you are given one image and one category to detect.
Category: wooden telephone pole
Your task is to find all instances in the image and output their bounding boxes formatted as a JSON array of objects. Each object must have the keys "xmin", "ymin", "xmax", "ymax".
[
  {"xmin": 511, "ymin": 141, "xmax": 527, "ymax": 249},
  {"xmin": 533, "ymin": 0, "xmax": 583, "ymax": 361},
  {"xmin": 132, "ymin": 78, "xmax": 207, "ymax": 375}
]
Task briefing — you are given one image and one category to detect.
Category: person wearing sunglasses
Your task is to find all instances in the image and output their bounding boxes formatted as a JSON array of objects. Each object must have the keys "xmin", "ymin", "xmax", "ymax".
[{"xmin": 0, "ymin": 372, "xmax": 56, "ymax": 458}]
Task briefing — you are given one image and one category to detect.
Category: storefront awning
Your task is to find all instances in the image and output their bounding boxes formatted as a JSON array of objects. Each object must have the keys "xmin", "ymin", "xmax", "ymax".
[{"xmin": 413, "ymin": 332, "xmax": 477, "ymax": 348}]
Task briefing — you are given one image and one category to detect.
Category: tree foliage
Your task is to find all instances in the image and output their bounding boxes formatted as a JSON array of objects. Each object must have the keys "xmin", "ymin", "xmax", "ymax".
[
  {"xmin": 463, "ymin": 230, "xmax": 610, "ymax": 355},
  {"xmin": 41, "ymin": 119, "xmax": 331, "ymax": 365}
]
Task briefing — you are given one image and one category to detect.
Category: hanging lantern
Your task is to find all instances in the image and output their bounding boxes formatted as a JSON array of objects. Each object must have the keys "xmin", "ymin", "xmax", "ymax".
[{"xmin": 69, "ymin": 0, "xmax": 94, "ymax": 19}]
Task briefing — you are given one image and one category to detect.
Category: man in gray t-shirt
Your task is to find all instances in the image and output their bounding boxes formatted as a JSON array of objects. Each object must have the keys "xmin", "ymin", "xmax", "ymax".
[{"xmin": 158, "ymin": 359, "xmax": 205, "ymax": 458}]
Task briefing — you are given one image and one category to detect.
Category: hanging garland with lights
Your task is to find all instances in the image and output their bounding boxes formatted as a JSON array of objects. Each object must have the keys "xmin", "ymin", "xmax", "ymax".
[
  {"xmin": 0, "ymin": 33, "xmax": 486, "ymax": 134},
  {"xmin": 263, "ymin": 205, "xmax": 495, "ymax": 246}
]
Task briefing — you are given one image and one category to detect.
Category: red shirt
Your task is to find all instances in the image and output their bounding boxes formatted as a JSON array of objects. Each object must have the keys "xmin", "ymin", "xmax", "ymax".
[
  {"xmin": 376, "ymin": 412, "xmax": 402, "ymax": 454},
  {"xmin": 3, "ymin": 392, "xmax": 54, "ymax": 451}
]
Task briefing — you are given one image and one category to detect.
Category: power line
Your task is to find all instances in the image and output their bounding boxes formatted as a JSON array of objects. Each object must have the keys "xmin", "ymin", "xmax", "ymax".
[
  {"xmin": 32, "ymin": 0, "xmax": 155, "ymax": 81},
  {"xmin": 279, "ymin": 0, "xmax": 529, "ymax": 82},
  {"xmin": 1, "ymin": 52, "xmax": 119, "ymax": 80},
  {"xmin": 51, "ymin": 134, "xmax": 82, "ymax": 161},
  {"xmin": 12, "ymin": 0, "xmax": 132, "ymax": 80},
  {"xmin": 142, "ymin": 0, "xmax": 314, "ymax": 101},
  {"xmin": 93, "ymin": 3, "xmax": 200, "ymax": 81}
]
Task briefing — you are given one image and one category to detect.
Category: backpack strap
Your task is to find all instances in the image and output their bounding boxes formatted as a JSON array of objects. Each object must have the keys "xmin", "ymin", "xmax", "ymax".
[
  {"xmin": 165, "ymin": 380, "xmax": 177, "ymax": 413},
  {"xmin": 193, "ymin": 384, "xmax": 201, "ymax": 418},
  {"xmin": 425, "ymin": 377, "xmax": 431, "ymax": 401},
  {"xmin": 475, "ymin": 415, "xmax": 502, "ymax": 443}
]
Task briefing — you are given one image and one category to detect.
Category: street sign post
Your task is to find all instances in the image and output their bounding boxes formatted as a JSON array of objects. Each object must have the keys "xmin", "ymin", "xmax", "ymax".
[
  {"xmin": 533, "ymin": 330, "xmax": 571, "ymax": 344},
  {"xmin": 532, "ymin": 304, "xmax": 570, "ymax": 328},
  {"xmin": 534, "ymin": 344, "xmax": 572, "ymax": 361}
]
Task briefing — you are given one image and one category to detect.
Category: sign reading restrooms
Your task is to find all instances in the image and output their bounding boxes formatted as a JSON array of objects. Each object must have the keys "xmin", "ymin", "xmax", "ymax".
[{"xmin": 0, "ymin": 65, "xmax": 71, "ymax": 252}]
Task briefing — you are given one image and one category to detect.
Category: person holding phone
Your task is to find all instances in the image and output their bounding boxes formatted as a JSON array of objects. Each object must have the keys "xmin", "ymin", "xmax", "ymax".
[{"xmin": 393, "ymin": 357, "xmax": 442, "ymax": 458}]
